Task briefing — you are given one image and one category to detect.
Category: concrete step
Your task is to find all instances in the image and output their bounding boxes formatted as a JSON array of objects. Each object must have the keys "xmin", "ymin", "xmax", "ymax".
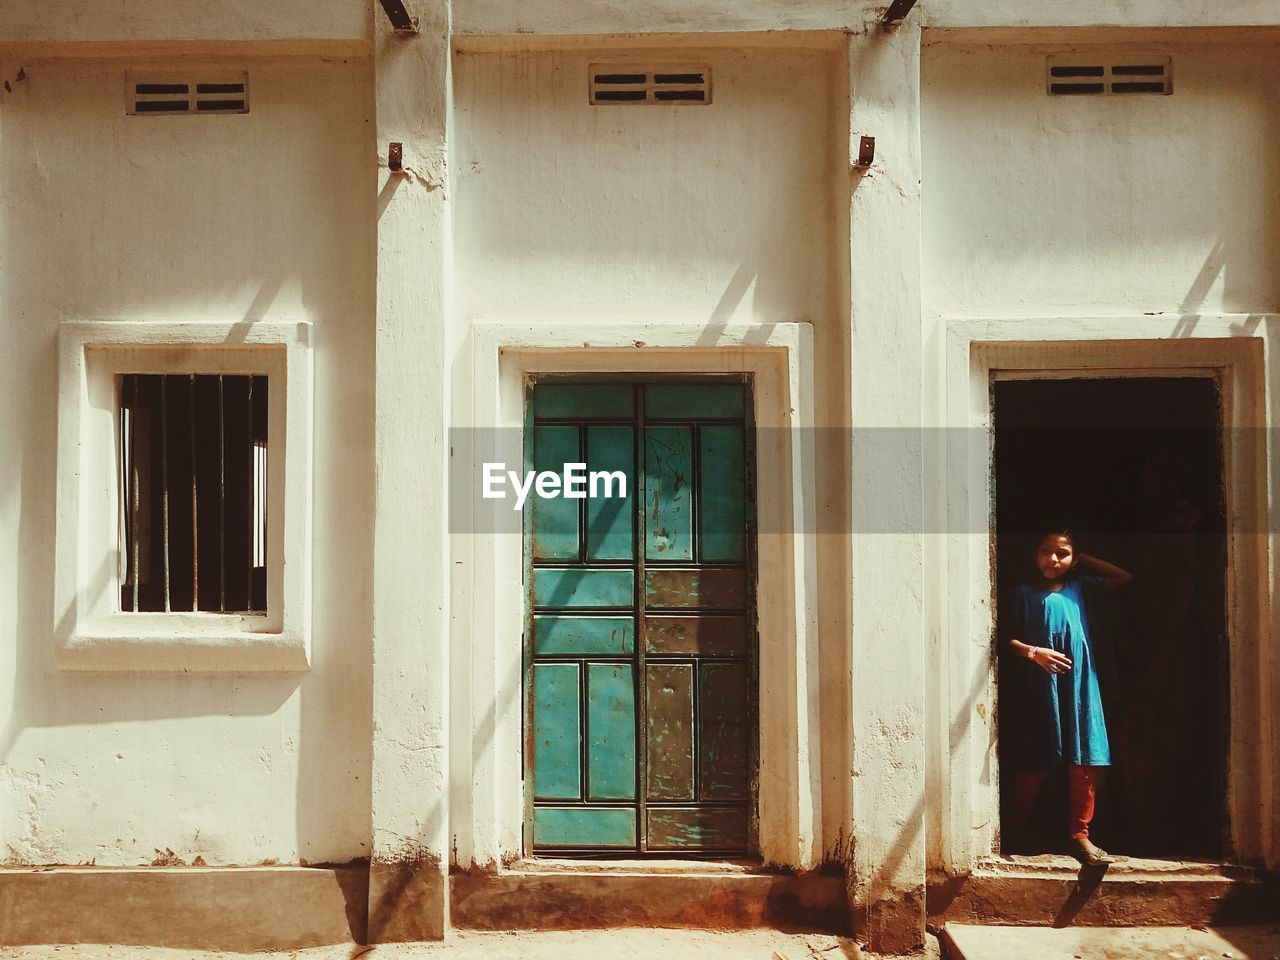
[
  {"xmin": 451, "ymin": 862, "xmax": 849, "ymax": 932},
  {"xmin": 940, "ymin": 923, "xmax": 1280, "ymax": 960},
  {"xmin": 930, "ymin": 856, "xmax": 1280, "ymax": 927}
]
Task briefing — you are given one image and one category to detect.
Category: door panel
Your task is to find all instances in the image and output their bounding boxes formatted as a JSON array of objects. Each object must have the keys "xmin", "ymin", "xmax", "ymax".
[
  {"xmin": 533, "ymin": 568, "xmax": 634, "ymax": 608},
  {"xmin": 647, "ymin": 807, "xmax": 748, "ymax": 851},
  {"xmin": 535, "ymin": 383, "xmax": 635, "ymax": 419},
  {"xmin": 533, "ymin": 615, "xmax": 635, "ymax": 656},
  {"xmin": 645, "ymin": 568, "xmax": 747, "ymax": 610},
  {"xmin": 534, "ymin": 807, "xmax": 637, "ymax": 848},
  {"xmin": 587, "ymin": 663, "xmax": 637, "ymax": 800},
  {"xmin": 698, "ymin": 662, "xmax": 750, "ymax": 800},
  {"xmin": 644, "ymin": 383, "xmax": 745, "ymax": 419},
  {"xmin": 645, "ymin": 663, "xmax": 696, "ymax": 801},
  {"xmin": 586, "ymin": 425, "xmax": 634, "ymax": 560},
  {"xmin": 699, "ymin": 425, "xmax": 746, "ymax": 562},
  {"xmin": 645, "ymin": 616, "xmax": 747, "ymax": 657},
  {"xmin": 531, "ymin": 663, "xmax": 582, "ymax": 801},
  {"xmin": 644, "ymin": 425, "xmax": 694, "ymax": 561},
  {"xmin": 531, "ymin": 425, "xmax": 580, "ymax": 560}
]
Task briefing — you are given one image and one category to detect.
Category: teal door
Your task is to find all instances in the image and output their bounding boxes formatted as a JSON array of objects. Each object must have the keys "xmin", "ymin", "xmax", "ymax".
[{"xmin": 525, "ymin": 380, "xmax": 755, "ymax": 855}]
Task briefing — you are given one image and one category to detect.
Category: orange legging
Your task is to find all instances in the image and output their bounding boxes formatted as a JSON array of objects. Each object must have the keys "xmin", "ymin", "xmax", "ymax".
[{"xmin": 1013, "ymin": 765, "xmax": 1102, "ymax": 841}]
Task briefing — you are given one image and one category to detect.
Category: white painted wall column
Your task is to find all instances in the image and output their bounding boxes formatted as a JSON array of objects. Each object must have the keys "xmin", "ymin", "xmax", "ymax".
[
  {"xmin": 845, "ymin": 22, "xmax": 926, "ymax": 956},
  {"xmin": 369, "ymin": 0, "xmax": 452, "ymax": 941}
]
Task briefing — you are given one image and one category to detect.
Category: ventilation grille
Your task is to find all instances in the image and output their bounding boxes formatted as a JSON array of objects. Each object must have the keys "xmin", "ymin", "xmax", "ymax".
[
  {"xmin": 589, "ymin": 64, "xmax": 711, "ymax": 105},
  {"xmin": 1046, "ymin": 57, "xmax": 1171, "ymax": 96},
  {"xmin": 127, "ymin": 72, "xmax": 249, "ymax": 115}
]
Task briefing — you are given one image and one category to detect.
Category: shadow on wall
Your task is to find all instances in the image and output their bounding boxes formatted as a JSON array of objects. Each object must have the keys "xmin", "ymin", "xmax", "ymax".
[
  {"xmin": 922, "ymin": 44, "xmax": 1280, "ymax": 318},
  {"xmin": 450, "ymin": 44, "xmax": 840, "ymax": 328}
]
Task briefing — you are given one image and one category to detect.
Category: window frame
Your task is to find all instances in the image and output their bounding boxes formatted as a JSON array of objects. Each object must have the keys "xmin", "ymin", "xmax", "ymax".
[{"xmin": 55, "ymin": 320, "xmax": 313, "ymax": 672}]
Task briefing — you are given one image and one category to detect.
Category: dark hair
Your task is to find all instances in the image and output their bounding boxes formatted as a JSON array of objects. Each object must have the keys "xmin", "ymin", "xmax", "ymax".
[{"xmin": 1037, "ymin": 526, "xmax": 1074, "ymax": 544}]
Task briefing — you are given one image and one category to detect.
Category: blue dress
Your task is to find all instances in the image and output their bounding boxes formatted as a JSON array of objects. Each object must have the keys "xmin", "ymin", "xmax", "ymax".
[{"xmin": 1009, "ymin": 575, "xmax": 1111, "ymax": 769}]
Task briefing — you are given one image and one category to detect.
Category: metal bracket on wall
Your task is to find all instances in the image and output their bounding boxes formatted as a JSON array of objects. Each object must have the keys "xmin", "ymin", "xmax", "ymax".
[
  {"xmin": 388, "ymin": 142, "xmax": 404, "ymax": 173},
  {"xmin": 881, "ymin": 0, "xmax": 918, "ymax": 29},
  {"xmin": 378, "ymin": 0, "xmax": 419, "ymax": 34},
  {"xmin": 854, "ymin": 136, "xmax": 876, "ymax": 169}
]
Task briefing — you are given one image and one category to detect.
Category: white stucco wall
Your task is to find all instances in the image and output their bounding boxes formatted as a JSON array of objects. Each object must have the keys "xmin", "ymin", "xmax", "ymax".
[
  {"xmin": 450, "ymin": 1, "xmax": 1280, "ymax": 36},
  {"xmin": 10, "ymin": 0, "xmax": 1266, "ymax": 47},
  {"xmin": 922, "ymin": 40, "xmax": 1280, "ymax": 319},
  {"xmin": 452, "ymin": 41, "xmax": 841, "ymax": 328},
  {"xmin": 0, "ymin": 1, "xmax": 368, "ymax": 45},
  {"xmin": 0, "ymin": 56, "xmax": 376, "ymax": 866}
]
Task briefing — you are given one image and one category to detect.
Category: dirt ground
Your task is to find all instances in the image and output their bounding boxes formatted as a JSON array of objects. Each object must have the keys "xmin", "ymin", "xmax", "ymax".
[
  {"xmin": 0, "ymin": 930, "xmax": 894, "ymax": 960},
  {"xmin": 941, "ymin": 924, "xmax": 1280, "ymax": 960}
]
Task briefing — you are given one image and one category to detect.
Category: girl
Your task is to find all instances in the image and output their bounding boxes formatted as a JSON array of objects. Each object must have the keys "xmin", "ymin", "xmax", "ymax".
[{"xmin": 1005, "ymin": 529, "xmax": 1133, "ymax": 865}]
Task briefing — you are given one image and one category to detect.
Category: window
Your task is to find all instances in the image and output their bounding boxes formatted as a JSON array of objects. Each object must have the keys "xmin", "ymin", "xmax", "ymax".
[
  {"xmin": 55, "ymin": 321, "xmax": 312, "ymax": 671},
  {"xmin": 119, "ymin": 374, "xmax": 269, "ymax": 614}
]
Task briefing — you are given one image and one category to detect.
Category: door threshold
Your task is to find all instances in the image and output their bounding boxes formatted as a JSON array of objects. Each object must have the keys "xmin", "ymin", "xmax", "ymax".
[
  {"xmin": 978, "ymin": 854, "xmax": 1257, "ymax": 879},
  {"xmin": 506, "ymin": 857, "xmax": 769, "ymax": 875}
]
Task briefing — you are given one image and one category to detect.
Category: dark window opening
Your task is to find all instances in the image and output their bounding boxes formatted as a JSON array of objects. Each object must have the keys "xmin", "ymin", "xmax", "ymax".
[
  {"xmin": 652, "ymin": 73, "xmax": 705, "ymax": 85},
  {"xmin": 1049, "ymin": 65, "xmax": 1104, "ymax": 78},
  {"xmin": 134, "ymin": 100, "xmax": 190, "ymax": 112},
  {"xmin": 1111, "ymin": 64, "xmax": 1166, "ymax": 76},
  {"xmin": 135, "ymin": 83, "xmax": 189, "ymax": 95},
  {"xmin": 196, "ymin": 99, "xmax": 248, "ymax": 112},
  {"xmin": 994, "ymin": 377, "xmax": 1226, "ymax": 859},
  {"xmin": 1111, "ymin": 81, "xmax": 1168, "ymax": 95},
  {"xmin": 119, "ymin": 373, "xmax": 268, "ymax": 614},
  {"xmin": 654, "ymin": 90, "xmax": 706, "ymax": 102}
]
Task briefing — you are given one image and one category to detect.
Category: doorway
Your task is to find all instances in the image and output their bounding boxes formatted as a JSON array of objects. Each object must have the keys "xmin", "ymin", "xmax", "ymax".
[{"xmin": 993, "ymin": 376, "xmax": 1226, "ymax": 858}]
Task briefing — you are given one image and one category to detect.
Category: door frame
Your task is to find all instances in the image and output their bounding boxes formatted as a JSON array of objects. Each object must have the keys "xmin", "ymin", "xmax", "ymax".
[
  {"xmin": 451, "ymin": 320, "xmax": 824, "ymax": 871},
  {"xmin": 936, "ymin": 319, "xmax": 1273, "ymax": 874}
]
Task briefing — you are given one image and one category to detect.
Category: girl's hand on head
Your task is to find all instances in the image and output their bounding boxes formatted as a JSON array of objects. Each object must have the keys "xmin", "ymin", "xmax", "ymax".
[{"xmin": 1030, "ymin": 647, "xmax": 1072, "ymax": 674}]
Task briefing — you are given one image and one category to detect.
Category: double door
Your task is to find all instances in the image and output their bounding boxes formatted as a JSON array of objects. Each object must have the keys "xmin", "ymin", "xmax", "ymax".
[{"xmin": 525, "ymin": 380, "xmax": 756, "ymax": 855}]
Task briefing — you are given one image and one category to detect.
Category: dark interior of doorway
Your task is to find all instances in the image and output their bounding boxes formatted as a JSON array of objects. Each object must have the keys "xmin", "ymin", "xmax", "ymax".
[{"xmin": 994, "ymin": 376, "xmax": 1226, "ymax": 859}]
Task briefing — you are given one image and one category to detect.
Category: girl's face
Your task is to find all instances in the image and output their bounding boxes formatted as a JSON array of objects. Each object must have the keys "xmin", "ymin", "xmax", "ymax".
[{"xmin": 1035, "ymin": 533, "xmax": 1075, "ymax": 580}]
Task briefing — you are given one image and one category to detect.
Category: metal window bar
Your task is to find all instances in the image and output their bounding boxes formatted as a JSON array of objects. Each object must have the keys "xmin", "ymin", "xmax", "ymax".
[
  {"xmin": 160, "ymin": 374, "xmax": 171, "ymax": 612},
  {"xmin": 130, "ymin": 376, "xmax": 141, "ymax": 612},
  {"xmin": 246, "ymin": 376, "xmax": 253, "ymax": 612},
  {"xmin": 119, "ymin": 373, "xmax": 267, "ymax": 614},
  {"xmin": 253, "ymin": 441, "xmax": 267, "ymax": 568},
  {"xmin": 218, "ymin": 375, "xmax": 226, "ymax": 612},
  {"xmin": 189, "ymin": 374, "xmax": 199, "ymax": 609}
]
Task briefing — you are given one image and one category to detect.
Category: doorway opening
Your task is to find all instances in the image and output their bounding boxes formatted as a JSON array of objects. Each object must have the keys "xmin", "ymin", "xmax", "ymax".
[{"xmin": 994, "ymin": 376, "xmax": 1226, "ymax": 859}]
